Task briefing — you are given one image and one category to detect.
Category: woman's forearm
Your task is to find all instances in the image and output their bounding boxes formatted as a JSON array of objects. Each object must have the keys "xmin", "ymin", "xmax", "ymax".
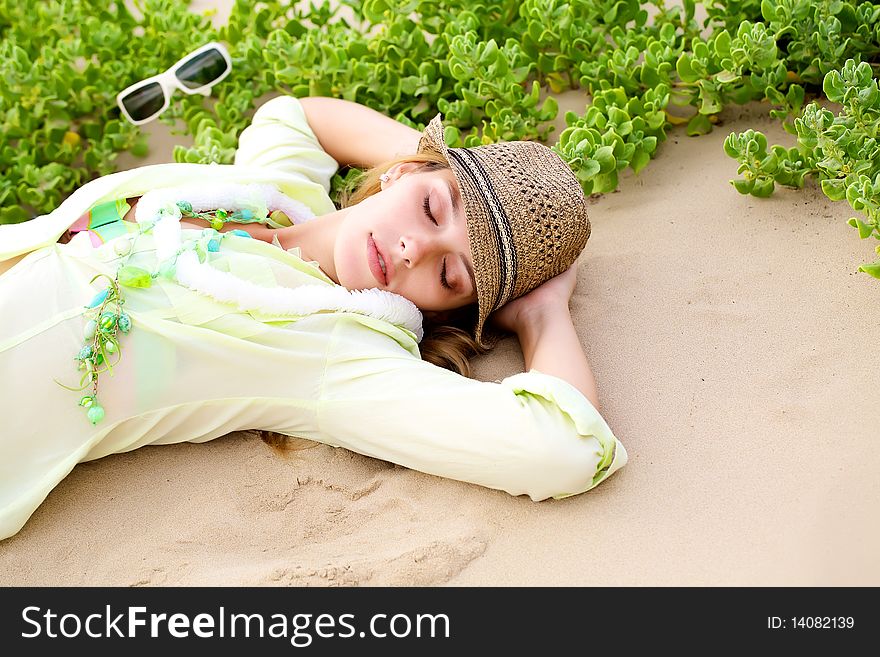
[
  {"xmin": 297, "ymin": 96, "xmax": 422, "ymax": 169},
  {"xmin": 515, "ymin": 307, "xmax": 601, "ymax": 411}
]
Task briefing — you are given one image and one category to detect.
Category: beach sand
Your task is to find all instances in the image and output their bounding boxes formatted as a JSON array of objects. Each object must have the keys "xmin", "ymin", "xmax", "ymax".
[{"xmin": 1, "ymin": 2, "xmax": 877, "ymax": 586}]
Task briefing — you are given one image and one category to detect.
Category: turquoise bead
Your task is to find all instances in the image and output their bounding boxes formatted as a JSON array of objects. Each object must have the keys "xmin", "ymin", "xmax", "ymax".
[
  {"xmin": 207, "ymin": 238, "xmax": 220, "ymax": 252},
  {"xmin": 87, "ymin": 404, "xmax": 105, "ymax": 425},
  {"xmin": 117, "ymin": 313, "xmax": 132, "ymax": 333},
  {"xmin": 176, "ymin": 200, "xmax": 193, "ymax": 213},
  {"xmin": 86, "ymin": 288, "xmax": 109, "ymax": 308},
  {"xmin": 239, "ymin": 209, "xmax": 253, "ymax": 220},
  {"xmin": 230, "ymin": 229, "xmax": 251, "ymax": 238},
  {"xmin": 77, "ymin": 345, "xmax": 94, "ymax": 360}
]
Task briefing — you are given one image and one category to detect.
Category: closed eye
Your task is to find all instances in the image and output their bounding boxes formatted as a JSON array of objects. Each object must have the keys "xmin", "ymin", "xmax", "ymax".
[
  {"xmin": 423, "ymin": 195, "xmax": 437, "ymax": 225},
  {"xmin": 423, "ymin": 193, "xmax": 453, "ymax": 291}
]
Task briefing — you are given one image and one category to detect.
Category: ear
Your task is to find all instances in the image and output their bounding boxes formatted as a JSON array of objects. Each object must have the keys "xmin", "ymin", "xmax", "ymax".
[{"xmin": 385, "ymin": 161, "xmax": 422, "ymax": 184}]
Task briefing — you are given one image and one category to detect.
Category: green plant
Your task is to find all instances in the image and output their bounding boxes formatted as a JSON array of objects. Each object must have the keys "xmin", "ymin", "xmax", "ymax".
[
  {"xmin": 725, "ymin": 58, "xmax": 880, "ymax": 277},
  {"xmin": 3, "ymin": 0, "xmax": 880, "ymax": 278}
]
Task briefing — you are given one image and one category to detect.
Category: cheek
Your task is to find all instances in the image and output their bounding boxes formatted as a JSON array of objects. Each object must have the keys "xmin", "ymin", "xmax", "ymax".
[{"xmin": 334, "ymin": 233, "xmax": 365, "ymax": 287}]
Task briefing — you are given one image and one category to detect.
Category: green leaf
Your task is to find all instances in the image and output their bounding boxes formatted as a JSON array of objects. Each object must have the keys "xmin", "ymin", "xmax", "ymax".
[
  {"xmin": 858, "ymin": 260, "xmax": 880, "ymax": 278},
  {"xmin": 714, "ymin": 30, "xmax": 732, "ymax": 58},
  {"xmin": 687, "ymin": 113, "xmax": 712, "ymax": 136},
  {"xmin": 676, "ymin": 54, "xmax": 698, "ymax": 83},
  {"xmin": 821, "ymin": 178, "xmax": 847, "ymax": 201},
  {"xmin": 732, "ymin": 178, "xmax": 755, "ymax": 194},
  {"xmin": 630, "ymin": 148, "xmax": 650, "ymax": 175},
  {"xmin": 578, "ymin": 159, "xmax": 601, "ymax": 179},
  {"xmin": 848, "ymin": 217, "xmax": 875, "ymax": 239},
  {"xmin": 752, "ymin": 177, "xmax": 775, "ymax": 197},
  {"xmin": 594, "ymin": 145, "xmax": 616, "ymax": 174},
  {"xmin": 715, "ymin": 70, "xmax": 739, "ymax": 85}
]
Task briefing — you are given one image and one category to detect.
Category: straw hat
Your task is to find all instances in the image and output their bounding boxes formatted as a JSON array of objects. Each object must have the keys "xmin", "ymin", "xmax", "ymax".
[{"xmin": 417, "ymin": 113, "xmax": 591, "ymax": 349}]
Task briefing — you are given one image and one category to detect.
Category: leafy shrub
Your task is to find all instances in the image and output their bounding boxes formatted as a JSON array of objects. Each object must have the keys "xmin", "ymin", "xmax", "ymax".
[
  {"xmin": 2, "ymin": 0, "xmax": 880, "ymax": 276},
  {"xmin": 725, "ymin": 58, "xmax": 880, "ymax": 277}
]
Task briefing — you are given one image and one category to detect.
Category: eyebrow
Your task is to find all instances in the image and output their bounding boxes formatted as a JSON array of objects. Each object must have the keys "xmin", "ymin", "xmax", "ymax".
[{"xmin": 445, "ymin": 178, "xmax": 476, "ymax": 298}]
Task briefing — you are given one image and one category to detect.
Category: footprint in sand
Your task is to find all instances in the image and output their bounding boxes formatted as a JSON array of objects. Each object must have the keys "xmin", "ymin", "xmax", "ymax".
[{"xmin": 154, "ymin": 435, "xmax": 488, "ymax": 586}]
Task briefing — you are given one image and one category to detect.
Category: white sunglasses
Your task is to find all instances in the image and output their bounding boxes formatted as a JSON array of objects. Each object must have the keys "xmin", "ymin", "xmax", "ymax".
[{"xmin": 116, "ymin": 42, "xmax": 232, "ymax": 125}]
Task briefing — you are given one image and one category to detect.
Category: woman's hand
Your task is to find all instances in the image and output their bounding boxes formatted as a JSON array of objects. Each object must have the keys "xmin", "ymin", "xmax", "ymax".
[{"xmin": 488, "ymin": 260, "xmax": 579, "ymax": 335}]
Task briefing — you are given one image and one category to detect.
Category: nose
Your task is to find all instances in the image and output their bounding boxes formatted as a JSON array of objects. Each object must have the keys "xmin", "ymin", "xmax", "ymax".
[{"xmin": 399, "ymin": 232, "xmax": 437, "ymax": 268}]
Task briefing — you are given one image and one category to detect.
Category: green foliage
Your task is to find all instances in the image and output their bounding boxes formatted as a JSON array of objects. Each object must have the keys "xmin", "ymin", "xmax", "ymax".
[
  {"xmin": 725, "ymin": 58, "xmax": 880, "ymax": 276},
  {"xmin": 4, "ymin": 0, "xmax": 880, "ymax": 277}
]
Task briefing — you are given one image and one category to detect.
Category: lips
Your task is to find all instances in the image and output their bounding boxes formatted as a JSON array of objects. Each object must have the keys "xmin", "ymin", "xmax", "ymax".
[{"xmin": 367, "ymin": 235, "xmax": 387, "ymax": 286}]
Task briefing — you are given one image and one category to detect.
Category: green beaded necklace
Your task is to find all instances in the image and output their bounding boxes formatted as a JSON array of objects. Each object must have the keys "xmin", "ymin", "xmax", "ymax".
[{"xmin": 54, "ymin": 201, "xmax": 277, "ymax": 425}]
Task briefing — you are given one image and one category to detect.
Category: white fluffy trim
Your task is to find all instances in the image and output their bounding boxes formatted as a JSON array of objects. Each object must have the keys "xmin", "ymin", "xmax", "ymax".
[{"xmin": 174, "ymin": 251, "xmax": 424, "ymax": 341}]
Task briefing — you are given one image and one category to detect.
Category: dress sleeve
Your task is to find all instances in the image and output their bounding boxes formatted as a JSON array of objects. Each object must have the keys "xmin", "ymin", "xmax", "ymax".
[
  {"xmin": 234, "ymin": 95, "xmax": 340, "ymax": 195},
  {"xmin": 313, "ymin": 328, "xmax": 627, "ymax": 501}
]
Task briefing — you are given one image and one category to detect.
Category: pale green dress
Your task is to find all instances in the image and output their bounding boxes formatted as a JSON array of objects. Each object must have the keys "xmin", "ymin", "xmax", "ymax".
[{"xmin": 0, "ymin": 96, "xmax": 627, "ymax": 541}]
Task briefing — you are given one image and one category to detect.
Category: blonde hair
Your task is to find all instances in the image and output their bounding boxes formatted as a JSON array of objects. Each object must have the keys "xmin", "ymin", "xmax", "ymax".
[{"xmin": 259, "ymin": 151, "xmax": 503, "ymax": 455}]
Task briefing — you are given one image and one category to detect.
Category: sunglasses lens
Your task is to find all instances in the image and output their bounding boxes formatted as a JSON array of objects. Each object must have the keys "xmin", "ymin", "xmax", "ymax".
[
  {"xmin": 119, "ymin": 81, "xmax": 165, "ymax": 122},
  {"xmin": 175, "ymin": 48, "xmax": 229, "ymax": 89}
]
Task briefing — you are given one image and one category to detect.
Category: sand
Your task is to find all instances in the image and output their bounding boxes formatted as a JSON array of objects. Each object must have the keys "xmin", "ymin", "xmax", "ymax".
[{"xmin": 1, "ymin": 2, "xmax": 877, "ymax": 586}]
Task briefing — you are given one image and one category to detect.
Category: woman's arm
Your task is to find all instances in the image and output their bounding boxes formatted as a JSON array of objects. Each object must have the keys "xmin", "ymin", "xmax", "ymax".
[
  {"xmin": 515, "ymin": 308, "xmax": 600, "ymax": 411},
  {"xmin": 489, "ymin": 262, "xmax": 601, "ymax": 410},
  {"xmin": 297, "ymin": 96, "xmax": 423, "ymax": 169}
]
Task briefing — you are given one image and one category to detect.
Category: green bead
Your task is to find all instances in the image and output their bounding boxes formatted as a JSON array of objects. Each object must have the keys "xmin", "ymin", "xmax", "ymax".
[
  {"xmin": 210, "ymin": 218, "xmax": 224, "ymax": 231},
  {"xmin": 176, "ymin": 200, "xmax": 193, "ymax": 213},
  {"xmin": 94, "ymin": 352, "xmax": 105, "ymax": 366},
  {"xmin": 118, "ymin": 265, "xmax": 152, "ymax": 288},
  {"xmin": 216, "ymin": 209, "xmax": 227, "ymax": 220},
  {"xmin": 87, "ymin": 404, "xmax": 105, "ymax": 425},
  {"xmin": 104, "ymin": 340, "xmax": 117, "ymax": 354},
  {"xmin": 99, "ymin": 312, "xmax": 116, "ymax": 331},
  {"xmin": 84, "ymin": 319, "xmax": 97, "ymax": 339},
  {"xmin": 79, "ymin": 395, "xmax": 95, "ymax": 408},
  {"xmin": 269, "ymin": 210, "xmax": 290, "ymax": 225},
  {"xmin": 117, "ymin": 313, "xmax": 132, "ymax": 333}
]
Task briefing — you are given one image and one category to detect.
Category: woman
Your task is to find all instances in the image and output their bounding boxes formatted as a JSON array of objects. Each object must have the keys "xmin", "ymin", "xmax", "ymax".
[{"xmin": 0, "ymin": 95, "xmax": 627, "ymax": 541}]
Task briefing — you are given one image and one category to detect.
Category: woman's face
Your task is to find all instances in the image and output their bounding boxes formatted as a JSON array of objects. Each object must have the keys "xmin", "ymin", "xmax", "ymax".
[{"xmin": 333, "ymin": 163, "xmax": 479, "ymax": 313}]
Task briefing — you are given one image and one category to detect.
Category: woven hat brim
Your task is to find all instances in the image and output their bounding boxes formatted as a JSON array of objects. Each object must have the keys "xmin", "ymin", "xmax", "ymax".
[
  {"xmin": 417, "ymin": 114, "xmax": 495, "ymax": 349},
  {"xmin": 417, "ymin": 113, "xmax": 592, "ymax": 350}
]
